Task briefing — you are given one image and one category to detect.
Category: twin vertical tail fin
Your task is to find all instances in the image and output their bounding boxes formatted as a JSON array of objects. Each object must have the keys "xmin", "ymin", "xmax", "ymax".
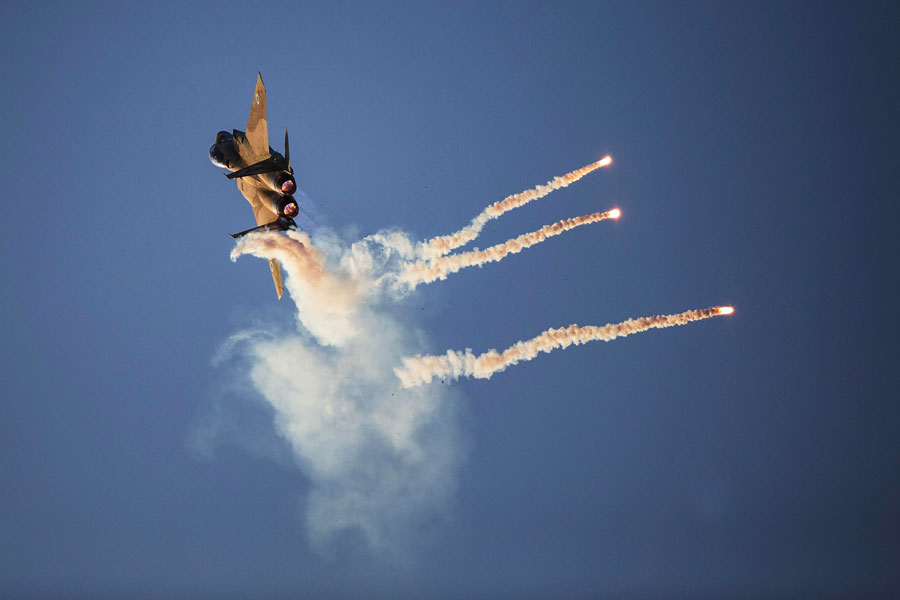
[{"xmin": 284, "ymin": 128, "xmax": 290, "ymax": 172}]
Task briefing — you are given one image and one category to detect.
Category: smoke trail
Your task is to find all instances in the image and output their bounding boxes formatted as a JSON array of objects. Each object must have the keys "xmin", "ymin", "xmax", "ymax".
[
  {"xmin": 419, "ymin": 156, "xmax": 612, "ymax": 259},
  {"xmin": 219, "ymin": 229, "xmax": 464, "ymax": 556},
  {"xmin": 395, "ymin": 306, "xmax": 734, "ymax": 388},
  {"xmin": 211, "ymin": 156, "xmax": 731, "ymax": 559},
  {"xmin": 231, "ymin": 230, "xmax": 362, "ymax": 346},
  {"xmin": 231, "ymin": 229, "xmax": 325, "ymax": 285},
  {"xmin": 403, "ymin": 209, "xmax": 620, "ymax": 286}
]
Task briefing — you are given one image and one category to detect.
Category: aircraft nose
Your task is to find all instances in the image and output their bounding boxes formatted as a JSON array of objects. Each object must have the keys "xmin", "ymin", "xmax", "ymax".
[{"xmin": 209, "ymin": 143, "xmax": 227, "ymax": 168}]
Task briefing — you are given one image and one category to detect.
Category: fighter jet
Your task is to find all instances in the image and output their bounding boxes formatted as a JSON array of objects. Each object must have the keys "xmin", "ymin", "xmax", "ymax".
[{"xmin": 209, "ymin": 72, "xmax": 299, "ymax": 299}]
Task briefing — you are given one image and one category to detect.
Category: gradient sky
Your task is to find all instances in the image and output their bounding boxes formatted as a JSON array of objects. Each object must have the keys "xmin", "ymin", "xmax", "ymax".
[{"xmin": 2, "ymin": 1, "xmax": 898, "ymax": 598}]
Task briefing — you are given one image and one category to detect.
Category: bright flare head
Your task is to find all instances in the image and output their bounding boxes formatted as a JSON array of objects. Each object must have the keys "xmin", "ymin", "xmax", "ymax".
[
  {"xmin": 718, "ymin": 306, "xmax": 735, "ymax": 315},
  {"xmin": 599, "ymin": 155, "xmax": 613, "ymax": 167},
  {"xmin": 608, "ymin": 208, "xmax": 621, "ymax": 219}
]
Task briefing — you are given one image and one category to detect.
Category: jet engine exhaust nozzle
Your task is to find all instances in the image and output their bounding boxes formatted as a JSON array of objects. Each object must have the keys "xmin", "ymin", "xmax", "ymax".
[
  {"xmin": 278, "ymin": 174, "xmax": 297, "ymax": 195},
  {"xmin": 276, "ymin": 194, "xmax": 300, "ymax": 218}
]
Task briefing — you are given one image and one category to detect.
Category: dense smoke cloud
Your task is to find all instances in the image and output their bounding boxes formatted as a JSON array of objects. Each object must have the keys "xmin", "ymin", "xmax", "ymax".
[{"xmin": 200, "ymin": 155, "xmax": 728, "ymax": 556}]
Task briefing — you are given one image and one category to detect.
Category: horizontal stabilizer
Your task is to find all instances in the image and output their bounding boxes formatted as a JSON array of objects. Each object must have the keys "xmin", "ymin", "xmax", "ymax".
[
  {"xmin": 225, "ymin": 156, "xmax": 283, "ymax": 180},
  {"xmin": 230, "ymin": 216, "xmax": 297, "ymax": 239}
]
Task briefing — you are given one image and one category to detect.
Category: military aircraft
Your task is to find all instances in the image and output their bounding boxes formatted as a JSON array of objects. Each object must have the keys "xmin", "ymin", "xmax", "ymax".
[{"xmin": 209, "ymin": 73, "xmax": 299, "ymax": 299}]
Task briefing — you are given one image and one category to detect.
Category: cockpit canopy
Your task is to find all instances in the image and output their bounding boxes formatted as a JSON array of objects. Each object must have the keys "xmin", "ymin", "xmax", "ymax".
[{"xmin": 209, "ymin": 143, "xmax": 228, "ymax": 168}]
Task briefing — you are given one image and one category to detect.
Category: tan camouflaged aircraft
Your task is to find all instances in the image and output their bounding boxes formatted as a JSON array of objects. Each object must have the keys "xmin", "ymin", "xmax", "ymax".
[{"xmin": 209, "ymin": 73, "xmax": 298, "ymax": 299}]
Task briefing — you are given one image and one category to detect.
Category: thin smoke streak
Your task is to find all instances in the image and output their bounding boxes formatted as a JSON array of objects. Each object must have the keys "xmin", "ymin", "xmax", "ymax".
[
  {"xmin": 403, "ymin": 210, "xmax": 619, "ymax": 286},
  {"xmin": 419, "ymin": 156, "xmax": 612, "ymax": 259},
  {"xmin": 394, "ymin": 307, "xmax": 733, "ymax": 388}
]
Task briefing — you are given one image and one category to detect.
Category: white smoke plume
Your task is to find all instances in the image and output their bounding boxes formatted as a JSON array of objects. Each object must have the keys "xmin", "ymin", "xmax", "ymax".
[
  {"xmin": 394, "ymin": 307, "xmax": 734, "ymax": 388},
  {"xmin": 206, "ymin": 154, "xmax": 729, "ymax": 558},
  {"xmin": 219, "ymin": 229, "xmax": 464, "ymax": 557},
  {"xmin": 418, "ymin": 156, "xmax": 612, "ymax": 259},
  {"xmin": 402, "ymin": 210, "xmax": 620, "ymax": 286},
  {"xmin": 230, "ymin": 230, "xmax": 361, "ymax": 346}
]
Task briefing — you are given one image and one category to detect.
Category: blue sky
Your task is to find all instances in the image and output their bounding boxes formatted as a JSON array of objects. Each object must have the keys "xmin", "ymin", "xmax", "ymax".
[{"xmin": 1, "ymin": 1, "xmax": 898, "ymax": 597}]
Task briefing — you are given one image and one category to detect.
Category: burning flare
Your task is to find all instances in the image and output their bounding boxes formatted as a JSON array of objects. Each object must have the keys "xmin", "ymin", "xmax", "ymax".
[
  {"xmin": 403, "ymin": 209, "xmax": 620, "ymax": 286},
  {"xmin": 395, "ymin": 306, "xmax": 733, "ymax": 388},
  {"xmin": 419, "ymin": 156, "xmax": 613, "ymax": 259}
]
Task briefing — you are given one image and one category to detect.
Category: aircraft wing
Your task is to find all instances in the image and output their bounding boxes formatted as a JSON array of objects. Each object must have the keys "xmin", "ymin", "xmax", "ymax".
[
  {"xmin": 244, "ymin": 72, "xmax": 270, "ymax": 162},
  {"xmin": 236, "ymin": 179, "xmax": 286, "ymax": 300}
]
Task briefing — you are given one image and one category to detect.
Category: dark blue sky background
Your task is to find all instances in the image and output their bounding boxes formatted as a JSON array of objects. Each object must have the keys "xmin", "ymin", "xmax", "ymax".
[{"xmin": 2, "ymin": 1, "xmax": 898, "ymax": 597}]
